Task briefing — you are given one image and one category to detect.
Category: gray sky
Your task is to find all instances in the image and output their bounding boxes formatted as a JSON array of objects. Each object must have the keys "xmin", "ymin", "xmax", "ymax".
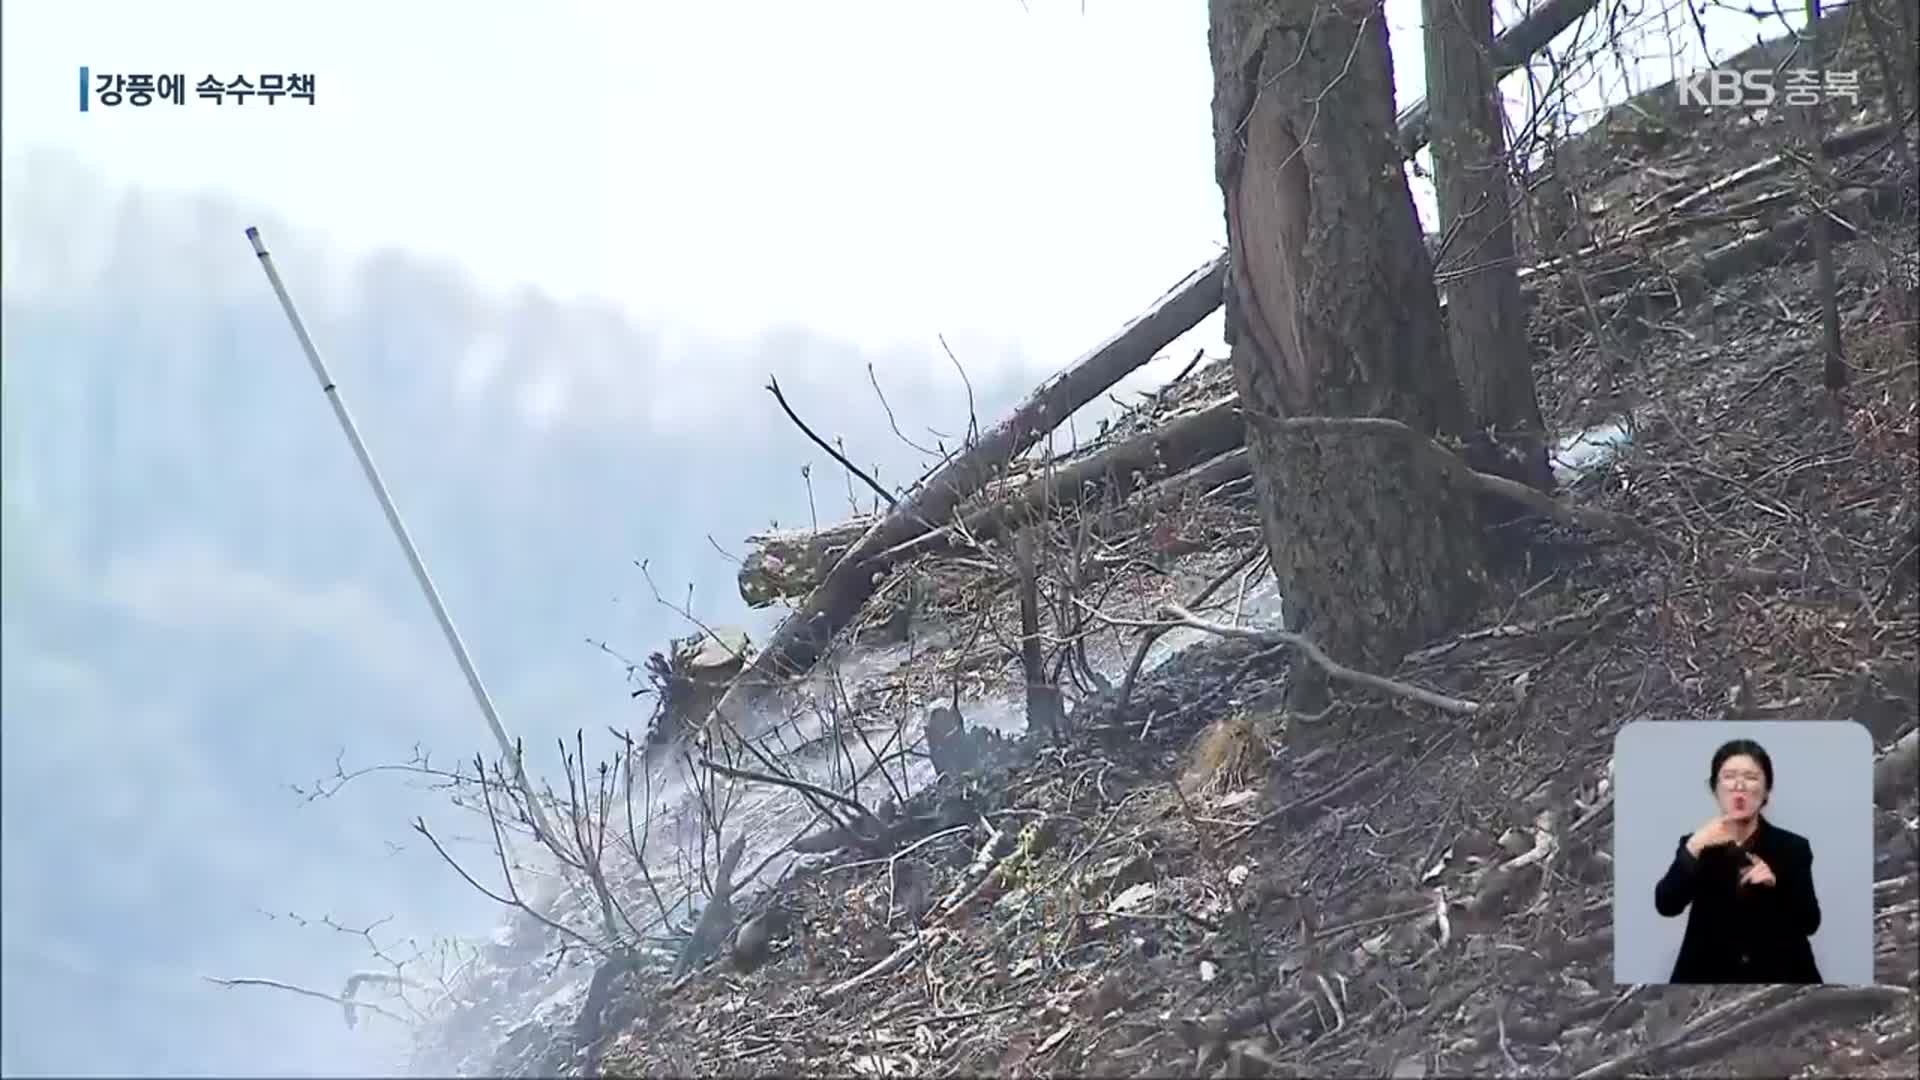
[{"xmin": 1, "ymin": 1, "xmax": 1808, "ymax": 1075}]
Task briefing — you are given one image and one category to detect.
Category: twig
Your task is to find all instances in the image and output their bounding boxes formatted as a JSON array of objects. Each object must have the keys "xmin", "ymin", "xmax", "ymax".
[
  {"xmin": 867, "ymin": 363, "xmax": 942, "ymax": 457},
  {"xmin": 817, "ymin": 934, "xmax": 931, "ymax": 1004},
  {"xmin": 1167, "ymin": 347, "xmax": 1208, "ymax": 388},
  {"xmin": 411, "ymin": 813, "xmax": 600, "ymax": 954},
  {"xmin": 1118, "ymin": 544, "xmax": 1265, "ymax": 713},
  {"xmin": 767, "ymin": 375, "xmax": 896, "ymax": 508},
  {"xmin": 1166, "ymin": 777, "xmax": 1262, "ymax": 973},
  {"xmin": 698, "ymin": 757, "xmax": 873, "ymax": 825},
  {"xmin": 937, "ymin": 333, "xmax": 981, "ymax": 447},
  {"xmin": 203, "ymin": 975, "xmax": 412, "ymax": 1029}
]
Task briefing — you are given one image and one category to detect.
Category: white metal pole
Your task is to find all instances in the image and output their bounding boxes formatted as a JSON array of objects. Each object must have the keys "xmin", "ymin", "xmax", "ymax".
[{"xmin": 245, "ymin": 226, "xmax": 560, "ymax": 850}]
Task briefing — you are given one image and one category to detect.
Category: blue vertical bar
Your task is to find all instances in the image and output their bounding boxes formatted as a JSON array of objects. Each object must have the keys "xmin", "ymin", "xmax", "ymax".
[{"xmin": 79, "ymin": 65, "xmax": 89, "ymax": 111}]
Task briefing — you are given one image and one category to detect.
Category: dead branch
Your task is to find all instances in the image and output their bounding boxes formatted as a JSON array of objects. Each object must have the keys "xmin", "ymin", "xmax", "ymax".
[
  {"xmin": 817, "ymin": 933, "xmax": 932, "ymax": 1005},
  {"xmin": 885, "ymin": 396, "xmax": 1247, "ymax": 564},
  {"xmin": 1154, "ymin": 604, "xmax": 1482, "ymax": 716},
  {"xmin": 412, "ymin": 806, "xmax": 602, "ymax": 955},
  {"xmin": 709, "ymin": 255, "xmax": 1229, "ymax": 715},
  {"xmin": 1875, "ymin": 728, "xmax": 1920, "ymax": 808},
  {"xmin": 616, "ymin": 730, "xmax": 682, "ymax": 933},
  {"xmin": 1573, "ymin": 985, "xmax": 1912, "ymax": 1078},
  {"xmin": 1016, "ymin": 530, "xmax": 1065, "ymax": 742},
  {"xmin": 697, "ymin": 756, "xmax": 874, "ymax": 828},
  {"xmin": 936, "ymin": 333, "xmax": 982, "ymax": 447},
  {"xmin": 1118, "ymin": 544, "xmax": 1265, "ymax": 711},
  {"xmin": 1522, "ymin": 119, "xmax": 1899, "ymax": 279},
  {"xmin": 203, "ymin": 975, "xmax": 413, "ymax": 1030},
  {"xmin": 1598, "ymin": 179, "xmax": 1911, "ymax": 321},
  {"xmin": 768, "ymin": 375, "xmax": 896, "ymax": 509},
  {"xmin": 932, "ymin": 818, "xmax": 1014, "ymax": 924}
]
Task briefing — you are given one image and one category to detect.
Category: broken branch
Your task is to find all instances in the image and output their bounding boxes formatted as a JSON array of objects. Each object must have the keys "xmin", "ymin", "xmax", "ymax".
[{"xmin": 768, "ymin": 375, "xmax": 896, "ymax": 509}]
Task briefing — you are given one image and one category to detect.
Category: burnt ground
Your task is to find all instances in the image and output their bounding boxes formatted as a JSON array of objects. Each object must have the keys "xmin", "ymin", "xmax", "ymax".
[{"xmin": 580, "ymin": 28, "xmax": 1920, "ymax": 1080}]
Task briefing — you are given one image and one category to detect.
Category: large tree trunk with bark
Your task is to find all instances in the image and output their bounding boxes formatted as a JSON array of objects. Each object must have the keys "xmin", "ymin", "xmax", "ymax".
[
  {"xmin": 1209, "ymin": 0, "xmax": 1487, "ymax": 676},
  {"xmin": 1423, "ymin": 0, "xmax": 1553, "ymax": 491}
]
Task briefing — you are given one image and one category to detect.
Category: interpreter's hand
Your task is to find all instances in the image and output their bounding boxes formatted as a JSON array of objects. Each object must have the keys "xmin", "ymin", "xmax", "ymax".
[
  {"xmin": 1686, "ymin": 816, "xmax": 1740, "ymax": 857},
  {"xmin": 1739, "ymin": 854, "xmax": 1776, "ymax": 888},
  {"xmin": 1685, "ymin": 816, "xmax": 1739, "ymax": 857}
]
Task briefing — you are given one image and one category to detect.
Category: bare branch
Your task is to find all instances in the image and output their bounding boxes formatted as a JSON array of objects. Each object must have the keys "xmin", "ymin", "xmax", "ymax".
[
  {"xmin": 767, "ymin": 375, "xmax": 896, "ymax": 508},
  {"xmin": 202, "ymin": 975, "xmax": 413, "ymax": 1030}
]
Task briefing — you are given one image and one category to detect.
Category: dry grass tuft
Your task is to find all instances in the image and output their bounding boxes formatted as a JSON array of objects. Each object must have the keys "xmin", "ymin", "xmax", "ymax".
[{"xmin": 1178, "ymin": 708, "xmax": 1274, "ymax": 798}]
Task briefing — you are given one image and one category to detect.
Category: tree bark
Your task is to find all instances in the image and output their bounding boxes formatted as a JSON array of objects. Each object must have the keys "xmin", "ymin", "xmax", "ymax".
[
  {"xmin": 1209, "ymin": 0, "xmax": 1487, "ymax": 675},
  {"xmin": 1423, "ymin": 0, "xmax": 1554, "ymax": 491}
]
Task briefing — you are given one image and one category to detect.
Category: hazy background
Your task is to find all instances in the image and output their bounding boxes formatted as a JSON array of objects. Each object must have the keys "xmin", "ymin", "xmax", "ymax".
[{"xmin": 2, "ymin": 1, "xmax": 1807, "ymax": 1074}]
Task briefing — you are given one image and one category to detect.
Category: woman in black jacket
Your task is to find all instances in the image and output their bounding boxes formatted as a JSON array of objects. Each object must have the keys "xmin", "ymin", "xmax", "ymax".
[{"xmin": 1654, "ymin": 738, "xmax": 1823, "ymax": 983}]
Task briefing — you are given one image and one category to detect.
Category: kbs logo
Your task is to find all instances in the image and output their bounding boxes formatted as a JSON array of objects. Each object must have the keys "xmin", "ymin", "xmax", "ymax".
[{"xmin": 1676, "ymin": 67, "xmax": 1860, "ymax": 108}]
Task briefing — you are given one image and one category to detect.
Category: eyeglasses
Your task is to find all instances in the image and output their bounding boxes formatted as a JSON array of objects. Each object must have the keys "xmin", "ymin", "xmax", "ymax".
[{"xmin": 1717, "ymin": 772, "xmax": 1765, "ymax": 789}]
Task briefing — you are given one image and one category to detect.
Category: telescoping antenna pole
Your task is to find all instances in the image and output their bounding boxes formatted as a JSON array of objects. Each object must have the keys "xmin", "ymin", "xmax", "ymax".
[{"xmin": 245, "ymin": 226, "xmax": 560, "ymax": 850}]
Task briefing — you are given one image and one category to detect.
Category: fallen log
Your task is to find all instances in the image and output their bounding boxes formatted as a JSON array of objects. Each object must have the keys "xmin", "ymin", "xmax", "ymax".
[
  {"xmin": 737, "ymin": 519, "xmax": 872, "ymax": 608},
  {"xmin": 743, "ymin": 178, "xmax": 1907, "ymax": 604},
  {"xmin": 880, "ymin": 397, "xmax": 1246, "ymax": 561},
  {"xmin": 710, "ymin": 255, "xmax": 1228, "ymax": 712},
  {"xmin": 738, "ymin": 404, "xmax": 1251, "ymax": 605},
  {"xmin": 1598, "ymin": 180, "xmax": 1911, "ymax": 320},
  {"xmin": 1515, "ymin": 119, "xmax": 1901, "ymax": 286}
]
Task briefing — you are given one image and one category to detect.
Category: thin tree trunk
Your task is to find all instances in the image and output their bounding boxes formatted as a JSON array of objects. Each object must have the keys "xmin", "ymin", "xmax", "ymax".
[
  {"xmin": 1799, "ymin": 0, "xmax": 1847, "ymax": 392},
  {"xmin": 1395, "ymin": 0, "xmax": 1603, "ymax": 157},
  {"xmin": 1209, "ymin": 0, "xmax": 1486, "ymax": 676},
  {"xmin": 1423, "ymin": 0, "xmax": 1554, "ymax": 491}
]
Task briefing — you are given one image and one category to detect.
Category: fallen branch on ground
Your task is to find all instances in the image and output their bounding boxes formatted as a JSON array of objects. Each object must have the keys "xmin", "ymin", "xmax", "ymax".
[
  {"xmin": 1597, "ymin": 180, "xmax": 1911, "ymax": 320},
  {"xmin": 816, "ymin": 932, "xmax": 934, "ymax": 1005},
  {"xmin": 933, "ymin": 818, "xmax": 1014, "ymax": 925},
  {"xmin": 1874, "ymin": 729, "xmax": 1919, "ymax": 807},
  {"xmin": 1118, "ymin": 544, "xmax": 1266, "ymax": 712},
  {"xmin": 1153, "ymin": 604, "xmax": 1482, "ymax": 716},
  {"xmin": 1520, "ymin": 118, "xmax": 1900, "ymax": 282},
  {"xmin": 1573, "ymin": 984, "xmax": 1912, "ymax": 1078}
]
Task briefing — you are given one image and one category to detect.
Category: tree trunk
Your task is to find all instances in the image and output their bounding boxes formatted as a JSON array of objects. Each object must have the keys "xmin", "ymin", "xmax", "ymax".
[
  {"xmin": 1394, "ymin": 0, "xmax": 1602, "ymax": 158},
  {"xmin": 1797, "ymin": 0, "xmax": 1847, "ymax": 392},
  {"xmin": 1209, "ymin": 0, "xmax": 1487, "ymax": 676},
  {"xmin": 1423, "ymin": 0, "xmax": 1554, "ymax": 491}
]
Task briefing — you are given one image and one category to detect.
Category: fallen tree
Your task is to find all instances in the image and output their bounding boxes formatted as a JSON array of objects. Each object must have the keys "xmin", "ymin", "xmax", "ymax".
[
  {"xmin": 740, "ymin": 157, "xmax": 1907, "ymax": 604},
  {"xmin": 709, "ymin": 253, "xmax": 1228, "ymax": 710}
]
